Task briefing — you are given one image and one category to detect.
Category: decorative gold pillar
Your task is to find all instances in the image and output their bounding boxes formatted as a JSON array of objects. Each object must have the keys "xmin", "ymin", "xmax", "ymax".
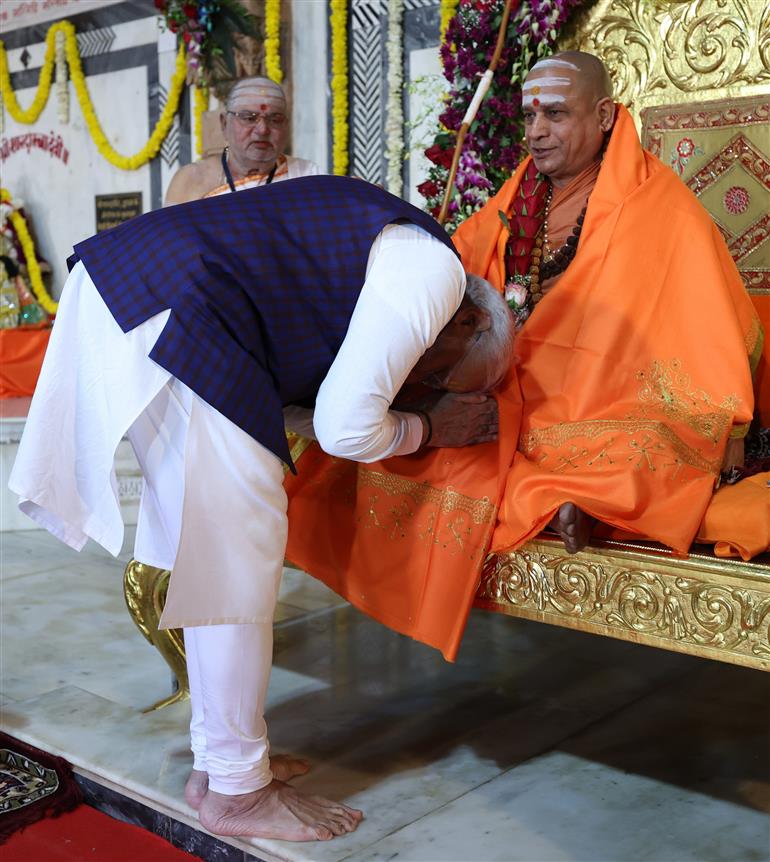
[{"xmin": 123, "ymin": 561, "xmax": 190, "ymax": 711}]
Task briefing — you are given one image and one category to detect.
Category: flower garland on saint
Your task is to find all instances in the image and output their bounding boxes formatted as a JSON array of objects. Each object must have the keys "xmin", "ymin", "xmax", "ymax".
[
  {"xmin": 0, "ymin": 189, "xmax": 58, "ymax": 316},
  {"xmin": 330, "ymin": 0, "xmax": 349, "ymax": 176},
  {"xmin": 418, "ymin": 0, "xmax": 584, "ymax": 232}
]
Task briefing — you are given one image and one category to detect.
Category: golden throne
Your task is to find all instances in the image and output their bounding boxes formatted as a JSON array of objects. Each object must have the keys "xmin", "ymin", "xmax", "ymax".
[{"xmin": 124, "ymin": 0, "xmax": 770, "ymax": 710}]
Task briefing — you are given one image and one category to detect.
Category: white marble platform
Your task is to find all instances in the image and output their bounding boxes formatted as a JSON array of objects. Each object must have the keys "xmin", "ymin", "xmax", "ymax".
[{"xmin": 1, "ymin": 527, "xmax": 769, "ymax": 861}]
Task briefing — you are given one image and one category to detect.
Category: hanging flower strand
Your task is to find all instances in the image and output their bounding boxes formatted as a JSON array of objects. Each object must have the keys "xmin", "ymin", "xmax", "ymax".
[
  {"xmin": 193, "ymin": 84, "xmax": 209, "ymax": 159},
  {"xmin": 385, "ymin": 0, "xmax": 405, "ymax": 195},
  {"xmin": 265, "ymin": 0, "xmax": 283, "ymax": 84},
  {"xmin": 55, "ymin": 28, "xmax": 68, "ymax": 124},
  {"xmin": 330, "ymin": 0, "xmax": 349, "ymax": 176}
]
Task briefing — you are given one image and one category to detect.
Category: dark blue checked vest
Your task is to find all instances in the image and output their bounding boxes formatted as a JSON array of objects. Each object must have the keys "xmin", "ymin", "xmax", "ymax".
[{"xmin": 69, "ymin": 175, "xmax": 458, "ymax": 468}]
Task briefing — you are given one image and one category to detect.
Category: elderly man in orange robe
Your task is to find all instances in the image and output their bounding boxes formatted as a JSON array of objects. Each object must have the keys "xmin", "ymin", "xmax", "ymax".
[
  {"xmin": 451, "ymin": 50, "xmax": 763, "ymax": 557},
  {"xmin": 284, "ymin": 51, "xmax": 765, "ymax": 662}
]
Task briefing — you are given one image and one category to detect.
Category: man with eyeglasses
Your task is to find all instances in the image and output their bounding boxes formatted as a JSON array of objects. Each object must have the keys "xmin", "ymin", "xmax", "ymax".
[
  {"xmin": 9, "ymin": 174, "xmax": 512, "ymax": 842},
  {"xmin": 164, "ymin": 77, "xmax": 319, "ymax": 205}
]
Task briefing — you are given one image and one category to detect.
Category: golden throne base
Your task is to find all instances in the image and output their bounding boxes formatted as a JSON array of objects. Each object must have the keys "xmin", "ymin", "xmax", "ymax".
[{"xmin": 123, "ymin": 538, "xmax": 770, "ymax": 710}]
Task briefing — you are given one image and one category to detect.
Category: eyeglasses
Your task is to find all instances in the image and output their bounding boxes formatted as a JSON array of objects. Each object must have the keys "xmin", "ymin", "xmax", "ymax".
[
  {"xmin": 227, "ymin": 110, "xmax": 287, "ymax": 129},
  {"xmin": 423, "ymin": 332, "xmax": 484, "ymax": 392}
]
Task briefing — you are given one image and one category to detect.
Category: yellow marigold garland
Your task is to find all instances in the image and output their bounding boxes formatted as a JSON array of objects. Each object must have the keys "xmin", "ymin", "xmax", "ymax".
[
  {"xmin": 0, "ymin": 24, "xmax": 57, "ymax": 124},
  {"xmin": 0, "ymin": 188, "xmax": 58, "ymax": 315},
  {"xmin": 330, "ymin": 0, "xmax": 349, "ymax": 176},
  {"xmin": 440, "ymin": 0, "xmax": 459, "ymax": 39},
  {"xmin": 193, "ymin": 84, "xmax": 209, "ymax": 159},
  {"xmin": 264, "ymin": 0, "xmax": 283, "ymax": 84},
  {"xmin": 0, "ymin": 20, "xmax": 187, "ymax": 171}
]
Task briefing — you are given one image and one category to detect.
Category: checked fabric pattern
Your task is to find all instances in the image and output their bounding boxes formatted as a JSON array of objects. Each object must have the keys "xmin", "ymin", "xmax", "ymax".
[{"xmin": 69, "ymin": 175, "xmax": 457, "ymax": 467}]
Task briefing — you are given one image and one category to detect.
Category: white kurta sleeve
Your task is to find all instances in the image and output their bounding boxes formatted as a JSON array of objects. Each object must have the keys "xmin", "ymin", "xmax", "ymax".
[{"xmin": 312, "ymin": 222, "xmax": 465, "ymax": 462}]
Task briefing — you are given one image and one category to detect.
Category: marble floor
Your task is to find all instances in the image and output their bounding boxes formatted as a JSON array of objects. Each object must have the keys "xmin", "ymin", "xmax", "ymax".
[{"xmin": 1, "ymin": 526, "xmax": 769, "ymax": 862}]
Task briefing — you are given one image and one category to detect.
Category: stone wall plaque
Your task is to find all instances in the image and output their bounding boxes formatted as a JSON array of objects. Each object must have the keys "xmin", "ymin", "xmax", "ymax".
[{"xmin": 95, "ymin": 192, "xmax": 143, "ymax": 233}]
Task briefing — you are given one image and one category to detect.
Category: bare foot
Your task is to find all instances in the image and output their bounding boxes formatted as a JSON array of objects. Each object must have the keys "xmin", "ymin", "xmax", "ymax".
[
  {"xmin": 271, "ymin": 753, "xmax": 311, "ymax": 782},
  {"xmin": 185, "ymin": 769, "xmax": 209, "ymax": 810},
  {"xmin": 198, "ymin": 780, "xmax": 364, "ymax": 841},
  {"xmin": 185, "ymin": 756, "xmax": 311, "ymax": 811},
  {"xmin": 550, "ymin": 502, "xmax": 594, "ymax": 554}
]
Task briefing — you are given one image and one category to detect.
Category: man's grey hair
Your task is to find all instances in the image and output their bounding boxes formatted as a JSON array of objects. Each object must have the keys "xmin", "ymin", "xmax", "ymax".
[{"xmin": 464, "ymin": 273, "xmax": 515, "ymax": 390}]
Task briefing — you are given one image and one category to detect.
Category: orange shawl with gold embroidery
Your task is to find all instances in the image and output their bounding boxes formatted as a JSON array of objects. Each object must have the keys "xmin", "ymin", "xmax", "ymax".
[
  {"xmin": 454, "ymin": 105, "xmax": 761, "ymax": 557},
  {"xmin": 285, "ymin": 106, "xmax": 762, "ymax": 660}
]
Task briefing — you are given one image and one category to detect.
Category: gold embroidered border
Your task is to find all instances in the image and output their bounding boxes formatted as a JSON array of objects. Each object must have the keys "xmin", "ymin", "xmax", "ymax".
[
  {"xmin": 635, "ymin": 358, "xmax": 737, "ymax": 444},
  {"xmin": 358, "ymin": 469, "xmax": 496, "ymax": 526},
  {"xmin": 747, "ymin": 317, "xmax": 764, "ymax": 376},
  {"xmin": 520, "ymin": 418, "xmax": 721, "ymax": 475}
]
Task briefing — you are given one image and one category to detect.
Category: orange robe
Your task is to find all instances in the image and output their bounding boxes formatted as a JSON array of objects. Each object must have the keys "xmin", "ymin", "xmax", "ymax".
[
  {"xmin": 285, "ymin": 105, "xmax": 765, "ymax": 660},
  {"xmin": 453, "ymin": 105, "xmax": 763, "ymax": 557}
]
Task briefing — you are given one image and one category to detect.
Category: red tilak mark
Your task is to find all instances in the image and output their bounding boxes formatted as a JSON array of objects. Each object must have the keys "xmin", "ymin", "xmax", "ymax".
[
  {"xmin": 260, "ymin": 104, "xmax": 268, "ymax": 111},
  {"xmin": 532, "ymin": 97, "xmax": 540, "ymax": 107}
]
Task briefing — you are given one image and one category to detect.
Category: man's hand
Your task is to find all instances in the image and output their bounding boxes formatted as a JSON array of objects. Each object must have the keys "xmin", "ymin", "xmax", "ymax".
[{"xmin": 421, "ymin": 393, "xmax": 498, "ymax": 448}]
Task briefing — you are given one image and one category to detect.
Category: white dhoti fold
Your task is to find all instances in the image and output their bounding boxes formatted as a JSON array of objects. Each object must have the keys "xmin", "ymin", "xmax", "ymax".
[{"xmin": 9, "ymin": 261, "xmax": 288, "ymax": 793}]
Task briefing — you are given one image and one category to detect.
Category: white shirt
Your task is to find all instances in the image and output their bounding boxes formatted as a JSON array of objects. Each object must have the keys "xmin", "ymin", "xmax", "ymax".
[{"xmin": 284, "ymin": 222, "xmax": 466, "ymax": 462}]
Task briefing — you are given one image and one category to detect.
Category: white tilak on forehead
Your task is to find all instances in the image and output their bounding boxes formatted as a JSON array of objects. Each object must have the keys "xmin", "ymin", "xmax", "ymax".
[
  {"xmin": 531, "ymin": 57, "xmax": 579, "ymax": 72},
  {"xmin": 228, "ymin": 80, "xmax": 286, "ymax": 110},
  {"xmin": 522, "ymin": 77, "xmax": 571, "ymax": 92},
  {"xmin": 522, "ymin": 93, "xmax": 567, "ymax": 107}
]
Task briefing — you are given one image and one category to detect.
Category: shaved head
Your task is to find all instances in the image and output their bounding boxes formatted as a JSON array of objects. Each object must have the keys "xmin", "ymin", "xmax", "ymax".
[{"xmin": 545, "ymin": 51, "xmax": 613, "ymax": 101}]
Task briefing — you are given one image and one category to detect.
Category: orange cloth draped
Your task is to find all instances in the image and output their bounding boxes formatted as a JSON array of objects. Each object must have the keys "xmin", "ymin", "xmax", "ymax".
[
  {"xmin": 285, "ymin": 379, "xmax": 521, "ymax": 661},
  {"xmin": 545, "ymin": 161, "xmax": 600, "ymax": 255},
  {"xmin": 0, "ymin": 328, "xmax": 50, "ymax": 397},
  {"xmin": 696, "ymin": 471, "xmax": 770, "ymax": 561},
  {"xmin": 453, "ymin": 105, "xmax": 762, "ymax": 556}
]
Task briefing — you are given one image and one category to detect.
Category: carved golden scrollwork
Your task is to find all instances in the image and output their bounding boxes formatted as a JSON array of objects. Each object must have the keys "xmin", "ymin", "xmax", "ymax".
[
  {"xmin": 123, "ymin": 560, "xmax": 189, "ymax": 711},
  {"xmin": 476, "ymin": 539, "xmax": 770, "ymax": 669},
  {"xmin": 560, "ymin": 0, "xmax": 770, "ymax": 124}
]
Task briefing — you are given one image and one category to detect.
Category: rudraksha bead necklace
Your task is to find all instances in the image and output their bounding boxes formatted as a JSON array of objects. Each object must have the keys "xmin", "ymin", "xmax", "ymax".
[{"xmin": 540, "ymin": 186, "xmax": 587, "ymax": 283}]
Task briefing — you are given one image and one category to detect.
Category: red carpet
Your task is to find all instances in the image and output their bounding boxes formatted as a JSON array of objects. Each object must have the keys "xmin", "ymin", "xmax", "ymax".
[{"xmin": 2, "ymin": 804, "xmax": 201, "ymax": 861}]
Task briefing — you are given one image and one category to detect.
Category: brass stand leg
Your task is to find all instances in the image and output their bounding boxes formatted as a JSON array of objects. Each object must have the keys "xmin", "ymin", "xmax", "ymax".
[{"xmin": 123, "ymin": 560, "xmax": 190, "ymax": 712}]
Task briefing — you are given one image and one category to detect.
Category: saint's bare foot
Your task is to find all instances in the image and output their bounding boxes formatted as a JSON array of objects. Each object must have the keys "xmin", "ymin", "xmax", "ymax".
[
  {"xmin": 198, "ymin": 780, "xmax": 364, "ymax": 841},
  {"xmin": 185, "ymin": 755, "xmax": 312, "ymax": 811},
  {"xmin": 551, "ymin": 502, "xmax": 594, "ymax": 554}
]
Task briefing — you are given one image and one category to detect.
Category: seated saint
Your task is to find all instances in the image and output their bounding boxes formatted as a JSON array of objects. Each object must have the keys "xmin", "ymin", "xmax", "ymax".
[
  {"xmin": 164, "ymin": 76, "xmax": 319, "ymax": 205},
  {"xmin": 282, "ymin": 51, "xmax": 767, "ymax": 662},
  {"xmin": 451, "ymin": 50, "xmax": 764, "ymax": 558}
]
